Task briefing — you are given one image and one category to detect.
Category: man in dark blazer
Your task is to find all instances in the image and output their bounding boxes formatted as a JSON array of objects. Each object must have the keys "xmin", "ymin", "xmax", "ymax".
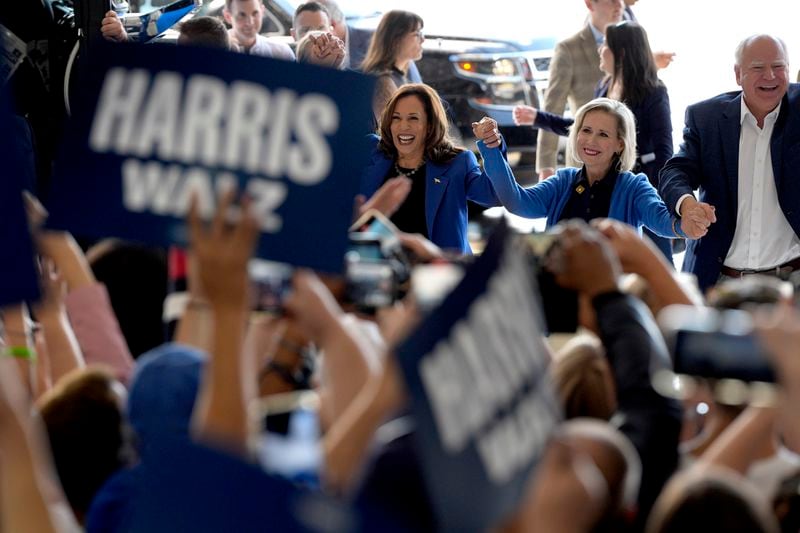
[{"xmin": 659, "ymin": 34, "xmax": 800, "ymax": 291}]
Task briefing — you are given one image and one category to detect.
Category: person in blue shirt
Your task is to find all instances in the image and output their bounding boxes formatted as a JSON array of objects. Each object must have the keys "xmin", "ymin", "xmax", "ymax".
[
  {"xmin": 474, "ymin": 98, "xmax": 706, "ymax": 240},
  {"xmin": 514, "ymin": 21, "xmax": 677, "ymax": 258},
  {"xmin": 360, "ymin": 83, "xmax": 502, "ymax": 254}
]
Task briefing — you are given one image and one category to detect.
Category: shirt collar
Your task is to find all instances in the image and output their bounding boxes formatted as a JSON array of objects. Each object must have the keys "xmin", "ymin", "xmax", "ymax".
[
  {"xmin": 740, "ymin": 96, "xmax": 782, "ymax": 126},
  {"xmin": 589, "ymin": 24, "xmax": 604, "ymax": 46}
]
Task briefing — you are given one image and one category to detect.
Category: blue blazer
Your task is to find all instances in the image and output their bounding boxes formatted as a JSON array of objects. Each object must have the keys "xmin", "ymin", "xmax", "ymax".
[
  {"xmin": 360, "ymin": 135, "xmax": 501, "ymax": 253},
  {"xmin": 534, "ymin": 82, "xmax": 673, "ymax": 186},
  {"xmin": 478, "ymin": 141, "xmax": 683, "ymax": 238},
  {"xmin": 659, "ymin": 85, "xmax": 800, "ymax": 290}
]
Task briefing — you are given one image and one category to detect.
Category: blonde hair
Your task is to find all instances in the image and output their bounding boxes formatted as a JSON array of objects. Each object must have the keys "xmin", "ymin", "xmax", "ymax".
[{"xmin": 567, "ymin": 97, "xmax": 637, "ymax": 172}]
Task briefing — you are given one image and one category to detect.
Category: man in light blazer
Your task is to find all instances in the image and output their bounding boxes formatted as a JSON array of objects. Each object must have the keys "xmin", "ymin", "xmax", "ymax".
[{"xmin": 536, "ymin": 0, "xmax": 624, "ymax": 181}]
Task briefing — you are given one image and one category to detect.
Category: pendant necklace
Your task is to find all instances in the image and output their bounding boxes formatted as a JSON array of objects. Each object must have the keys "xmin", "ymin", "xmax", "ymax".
[{"xmin": 395, "ymin": 158, "xmax": 425, "ymax": 179}]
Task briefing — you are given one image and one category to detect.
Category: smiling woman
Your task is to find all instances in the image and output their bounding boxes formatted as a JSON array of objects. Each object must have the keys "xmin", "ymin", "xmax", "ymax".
[
  {"xmin": 474, "ymin": 98, "xmax": 710, "ymax": 242},
  {"xmin": 359, "ymin": 83, "xmax": 502, "ymax": 253},
  {"xmin": 361, "ymin": 10, "xmax": 425, "ymax": 122}
]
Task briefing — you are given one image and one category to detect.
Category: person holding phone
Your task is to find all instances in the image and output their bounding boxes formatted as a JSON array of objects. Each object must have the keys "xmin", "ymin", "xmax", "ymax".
[{"xmin": 360, "ymin": 83, "xmax": 502, "ymax": 254}]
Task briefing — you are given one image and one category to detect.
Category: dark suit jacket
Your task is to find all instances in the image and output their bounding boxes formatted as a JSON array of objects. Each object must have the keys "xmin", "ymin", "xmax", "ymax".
[{"xmin": 658, "ymin": 84, "xmax": 800, "ymax": 290}]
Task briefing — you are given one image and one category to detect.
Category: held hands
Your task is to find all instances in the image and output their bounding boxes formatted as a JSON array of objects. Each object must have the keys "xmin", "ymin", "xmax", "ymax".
[
  {"xmin": 309, "ymin": 32, "xmax": 345, "ymax": 68},
  {"xmin": 471, "ymin": 116, "xmax": 502, "ymax": 149},
  {"xmin": 512, "ymin": 105, "xmax": 538, "ymax": 126},
  {"xmin": 679, "ymin": 197, "xmax": 717, "ymax": 239},
  {"xmin": 101, "ymin": 10, "xmax": 128, "ymax": 42}
]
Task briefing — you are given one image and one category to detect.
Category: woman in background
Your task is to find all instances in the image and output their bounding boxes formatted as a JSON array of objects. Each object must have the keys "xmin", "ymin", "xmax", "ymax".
[
  {"xmin": 361, "ymin": 10, "xmax": 425, "ymax": 122},
  {"xmin": 514, "ymin": 21, "xmax": 675, "ymax": 258}
]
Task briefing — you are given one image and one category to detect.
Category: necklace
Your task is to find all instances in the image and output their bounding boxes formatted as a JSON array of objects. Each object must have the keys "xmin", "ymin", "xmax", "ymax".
[{"xmin": 395, "ymin": 159, "xmax": 426, "ymax": 179}]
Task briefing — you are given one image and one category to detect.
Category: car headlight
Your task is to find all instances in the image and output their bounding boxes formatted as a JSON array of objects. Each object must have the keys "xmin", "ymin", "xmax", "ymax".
[{"xmin": 491, "ymin": 58, "xmax": 516, "ymax": 77}]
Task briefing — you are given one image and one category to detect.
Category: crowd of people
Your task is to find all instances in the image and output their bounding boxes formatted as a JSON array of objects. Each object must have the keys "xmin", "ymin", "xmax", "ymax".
[{"xmin": 4, "ymin": 0, "xmax": 800, "ymax": 531}]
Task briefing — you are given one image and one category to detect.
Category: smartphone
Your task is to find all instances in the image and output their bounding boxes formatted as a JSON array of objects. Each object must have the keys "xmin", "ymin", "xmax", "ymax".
[
  {"xmin": 411, "ymin": 263, "xmax": 464, "ymax": 314},
  {"xmin": 249, "ymin": 259, "xmax": 293, "ymax": 313},
  {"xmin": 350, "ymin": 209, "xmax": 401, "ymax": 257},
  {"xmin": 345, "ymin": 260, "xmax": 396, "ymax": 310},
  {"xmin": 659, "ymin": 305, "xmax": 775, "ymax": 383},
  {"xmin": 346, "ymin": 232, "xmax": 385, "ymax": 262}
]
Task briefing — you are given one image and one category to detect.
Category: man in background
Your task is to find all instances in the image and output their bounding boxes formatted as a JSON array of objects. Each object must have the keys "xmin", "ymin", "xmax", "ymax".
[{"xmin": 536, "ymin": 0, "xmax": 624, "ymax": 181}]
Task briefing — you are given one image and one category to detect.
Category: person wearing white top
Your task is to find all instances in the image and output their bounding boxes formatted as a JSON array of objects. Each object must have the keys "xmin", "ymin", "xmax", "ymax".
[
  {"xmin": 659, "ymin": 34, "xmax": 800, "ymax": 291},
  {"xmin": 223, "ymin": 0, "xmax": 295, "ymax": 60}
]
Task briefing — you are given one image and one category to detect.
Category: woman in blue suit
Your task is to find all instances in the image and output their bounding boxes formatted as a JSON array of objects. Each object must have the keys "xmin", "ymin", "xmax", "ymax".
[
  {"xmin": 514, "ymin": 21, "xmax": 675, "ymax": 257},
  {"xmin": 360, "ymin": 83, "xmax": 501, "ymax": 253},
  {"xmin": 476, "ymin": 98, "xmax": 704, "ymax": 241}
]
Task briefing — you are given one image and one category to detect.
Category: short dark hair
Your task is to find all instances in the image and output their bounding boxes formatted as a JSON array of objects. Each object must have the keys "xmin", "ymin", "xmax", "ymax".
[
  {"xmin": 178, "ymin": 16, "xmax": 230, "ymax": 48},
  {"xmin": 293, "ymin": 1, "xmax": 330, "ymax": 22}
]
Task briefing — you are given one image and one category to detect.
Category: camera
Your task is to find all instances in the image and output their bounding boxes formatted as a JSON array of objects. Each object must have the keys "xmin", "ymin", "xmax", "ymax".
[
  {"xmin": 658, "ymin": 305, "xmax": 775, "ymax": 383},
  {"xmin": 249, "ymin": 259, "xmax": 293, "ymax": 313},
  {"xmin": 519, "ymin": 230, "xmax": 578, "ymax": 334},
  {"xmin": 344, "ymin": 231, "xmax": 409, "ymax": 312}
]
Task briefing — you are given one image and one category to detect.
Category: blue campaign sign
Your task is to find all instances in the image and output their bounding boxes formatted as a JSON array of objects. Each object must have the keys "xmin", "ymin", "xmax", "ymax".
[
  {"xmin": 394, "ymin": 221, "xmax": 562, "ymax": 530},
  {"xmin": 46, "ymin": 42, "xmax": 375, "ymax": 273},
  {"xmin": 0, "ymin": 92, "xmax": 40, "ymax": 307}
]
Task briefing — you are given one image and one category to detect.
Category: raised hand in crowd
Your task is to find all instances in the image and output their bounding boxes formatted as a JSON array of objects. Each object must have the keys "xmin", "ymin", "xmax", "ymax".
[
  {"xmin": 284, "ymin": 270, "xmax": 380, "ymax": 426},
  {"xmin": 502, "ymin": 434, "xmax": 610, "ymax": 533},
  {"xmin": 593, "ymin": 218, "xmax": 697, "ymax": 308},
  {"xmin": 32, "ymin": 259, "xmax": 86, "ymax": 387},
  {"xmin": 512, "ymin": 105, "xmax": 538, "ymax": 126},
  {"xmin": 679, "ymin": 197, "xmax": 717, "ymax": 239},
  {"xmin": 471, "ymin": 116, "xmax": 502, "ymax": 149},
  {"xmin": 322, "ymin": 298, "xmax": 417, "ymax": 495},
  {"xmin": 0, "ymin": 356, "xmax": 78, "ymax": 533},
  {"xmin": 756, "ymin": 305, "xmax": 800, "ymax": 454},
  {"xmin": 188, "ymin": 188, "xmax": 260, "ymax": 457},
  {"xmin": 354, "ymin": 175, "xmax": 412, "ymax": 220},
  {"xmin": 32, "ymin": 194, "xmax": 133, "ymax": 384},
  {"xmin": 101, "ymin": 10, "xmax": 128, "ymax": 42}
]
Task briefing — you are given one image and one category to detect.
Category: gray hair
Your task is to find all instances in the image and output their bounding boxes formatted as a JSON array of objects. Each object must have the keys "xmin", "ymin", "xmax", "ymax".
[
  {"xmin": 567, "ymin": 97, "xmax": 637, "ymax": 173},
  {"xmin": 734, "ymin": 34, "xmax": 789, "ymax": 66}
]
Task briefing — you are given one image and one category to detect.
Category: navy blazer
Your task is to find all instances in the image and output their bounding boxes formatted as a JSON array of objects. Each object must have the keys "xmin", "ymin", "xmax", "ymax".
[
  {"xmin": 360, "ymin": 135, "xmax": 501, "ymax": 253},
  {"xmin": 534, "ymin": 82, "xmax": 673, "ymax": 187},
  {"xmin": 659, "ymin": 84, "xmax": 800, "ymax": 290}
]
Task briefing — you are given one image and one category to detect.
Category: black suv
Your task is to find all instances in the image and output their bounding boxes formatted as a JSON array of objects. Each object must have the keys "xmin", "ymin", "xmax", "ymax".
[{"xmin": 156, "ymin": 0, "xmax": 556, "ymax": 176}]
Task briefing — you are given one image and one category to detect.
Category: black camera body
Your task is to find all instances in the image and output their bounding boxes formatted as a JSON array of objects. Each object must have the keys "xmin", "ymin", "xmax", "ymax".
[
  {"xmin": 520, "ymin": 230, "xmax": 578, "ymax": 335},
  {"xmin": 659, "ymin": 305, "xmax": 775, "ymax": 383},
  {"xmin": 344, "ymin": 232, "xmax": 410, "ymax": 312}
]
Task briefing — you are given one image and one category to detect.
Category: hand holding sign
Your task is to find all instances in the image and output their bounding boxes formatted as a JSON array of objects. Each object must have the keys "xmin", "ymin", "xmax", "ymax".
[{"xmin": 188, "ymin": 188, "xmax": 259, "ymax": 312}]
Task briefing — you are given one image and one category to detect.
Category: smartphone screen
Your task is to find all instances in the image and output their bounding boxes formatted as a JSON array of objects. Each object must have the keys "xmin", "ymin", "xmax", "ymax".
[
  {"xmin": 673, "ymin": 330, "xmax": 775, "ymax": 383},
  {"xmin": 249, "ymin": 259, "xmax": 293, "ymax": 313}
]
